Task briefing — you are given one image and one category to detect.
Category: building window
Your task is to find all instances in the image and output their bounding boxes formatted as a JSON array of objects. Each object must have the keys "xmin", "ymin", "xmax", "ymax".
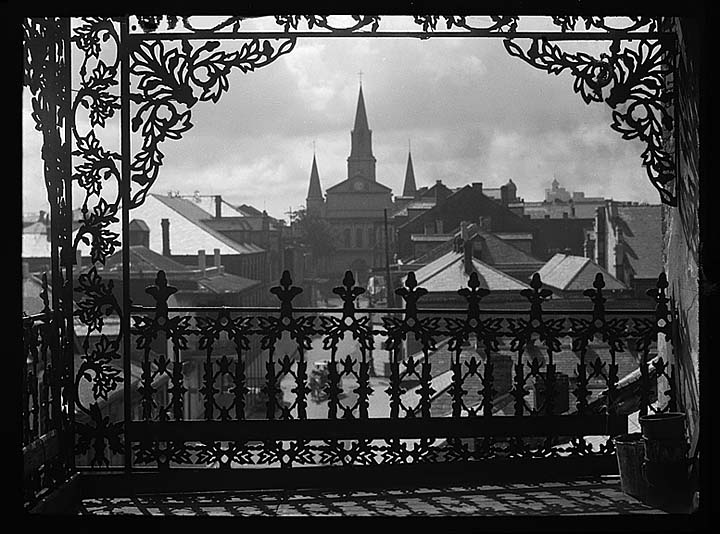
[
  {"xmin": 344, "ymin": 228, "xmax": 351, "ymax": 248},
  {"xmin": 563, "ymin": 212, "xmax": 569, "ymax": 218},
  {"xmin": 356, "ymin": 228, "xmax": 364, "ymax": 248},
  {"xmin": 368, "ymin": 227, "xmax": 375, "ymax": 247}
]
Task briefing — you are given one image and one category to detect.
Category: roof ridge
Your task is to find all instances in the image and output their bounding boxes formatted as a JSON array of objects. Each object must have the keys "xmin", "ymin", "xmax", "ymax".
[
  {"xmin": 326, "ymin": 175, "xmax": 393, "ymax": 192},
  {"xmin": 415, "ymin": 253, "xmax": 463, "ymax": 286},
  {"xmin": 478, "ymin": 229, "xmax": 541, "ymax": 262},
  {"xmin": 471, "ymin": 256, "xmax": 531, "ymax": 288},
  {"xmin": 560, "ymin": 256, "xmax": 591, "ymax": 291},
  {"xmin": 152, "ymin": 194, "xmax": 266, "ymax": 255}
]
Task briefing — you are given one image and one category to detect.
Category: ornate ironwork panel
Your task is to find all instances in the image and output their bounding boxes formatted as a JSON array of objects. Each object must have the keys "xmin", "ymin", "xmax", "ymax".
[{"xmin": 22, "ymin": 13, "xmax": 684, "ymax": 489}]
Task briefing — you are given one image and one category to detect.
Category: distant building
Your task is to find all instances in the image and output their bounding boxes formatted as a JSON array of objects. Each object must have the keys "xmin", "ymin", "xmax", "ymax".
[
  {"xmin": 396, "ymin": 182, "xmax": 542, "ymax": 261},
  {"xmin": 406, "ymin": 222, "xmax": 546, "ymax": 284},
  {"xmin": 593, "ymin": 201, "xmax": 663, "ymax": 296},
  {"xmin": 522, "ymin": 178, "xmax": 606, "ymax": 220},
  {"xmin": 303, "ymin": 85, "xmax": 396, "ymax": 284}
]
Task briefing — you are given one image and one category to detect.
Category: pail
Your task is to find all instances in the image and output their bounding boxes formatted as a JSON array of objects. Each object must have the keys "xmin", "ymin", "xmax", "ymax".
[
  {"xmin": 639, "ymin": 412, "xmax": 686, "ymax": 441},
  {"xmin": 613, "ymin": 433, "xmax": 648, "ymax": 499}
]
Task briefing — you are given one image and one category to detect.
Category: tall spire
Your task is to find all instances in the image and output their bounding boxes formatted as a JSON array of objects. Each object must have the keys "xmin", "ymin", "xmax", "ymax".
[
  {"xmin": 347, "ymin": 83, "xmax": 376, "ymax": 181},
  {"xmin": 402, "ymin": 145, "xmax": 417, "ymax": 197},
  {"xmin": 306, "ymin": 153, "xmax": 324, "ymax": 216},
  {"xmin": 353, "ymin": 85, "xmax": 370, "ymax": 132}
]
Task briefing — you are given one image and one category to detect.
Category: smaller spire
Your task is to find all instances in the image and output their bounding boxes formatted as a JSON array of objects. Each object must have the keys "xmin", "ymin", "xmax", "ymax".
[
  {"xmin": 307, "ymin": 153, "xmax": 323, "ymax": 200},
  {"xmin": 402, "ymin": 146, "xmax": 417, "ymax": 197}
]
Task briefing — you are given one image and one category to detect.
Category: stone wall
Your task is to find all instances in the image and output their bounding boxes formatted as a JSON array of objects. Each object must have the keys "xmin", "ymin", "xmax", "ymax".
[{"xmin": 661, "ymin": 17, "xmax": 701, "ymax": 449}]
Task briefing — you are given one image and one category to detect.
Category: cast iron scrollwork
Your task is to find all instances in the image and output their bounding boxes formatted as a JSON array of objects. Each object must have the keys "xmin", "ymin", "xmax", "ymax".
[
  {"xmin": 128, "ymin": 37, "xmax": 296, "ymax": 208},
  {"xmin": 258, "ymin": 271, "xmax": 314, "ymax": 420},
  {"xmin": 506, "ymin": 273, "xmax": 565, "ymax": 417},
  {"xmin": 317, "ymin": 271, "xmax": 374, "ymax": 419},
  {"xmin": 446, "ymin": 272, "xmax": 503, "ymax": 418},
  {"xmin": 196, "ymin": 311, "xmax": 253, "ymax": 420},
  {"xmin": 382, "ymin": 272, "xmax": 439, "ymax": 418},
  {"xmin": 568, "ymin": 273, "xmax": 627, "ymax": 416},
  {"xmin": 504, "ymin": 36, "xmax": 675, "ymax": 205}
]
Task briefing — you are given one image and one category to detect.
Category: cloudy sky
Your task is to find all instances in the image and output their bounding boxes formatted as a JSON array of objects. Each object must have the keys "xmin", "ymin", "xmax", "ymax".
[{"xmin": 22, "ymin": 30, "xmax": 659, "ymax": 221}]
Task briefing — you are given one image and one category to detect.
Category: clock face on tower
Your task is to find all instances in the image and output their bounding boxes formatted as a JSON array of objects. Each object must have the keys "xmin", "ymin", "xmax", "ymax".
[{"xmin": 353, "ymin": 180, "xmax": 366, "ymax": 191}]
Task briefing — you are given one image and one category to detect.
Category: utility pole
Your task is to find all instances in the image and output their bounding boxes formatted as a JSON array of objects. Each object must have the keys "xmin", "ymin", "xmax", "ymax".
[{"xmin": 383, "ymin": 208, "xmax": 394, "ymax": 308}]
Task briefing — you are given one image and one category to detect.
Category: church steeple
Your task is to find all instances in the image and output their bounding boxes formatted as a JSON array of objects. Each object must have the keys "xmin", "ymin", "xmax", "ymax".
[
  {"xmin": 402, "ymin": 145, "xmax": 417, "ymax": 197},
  {"xmin": 347, "ymin": 84, "xmax": 376, "ymax": 181},
  {"xmin": 306, "ymin": 153, "xmax": 324, "ymax": 216}
]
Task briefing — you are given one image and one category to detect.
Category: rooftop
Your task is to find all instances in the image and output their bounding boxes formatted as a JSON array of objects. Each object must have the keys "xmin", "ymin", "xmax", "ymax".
[
  {"xmin": 410, "ymin": 250, "xmax": 530, "ymax": 292},
  {"xmin": 538, "ymin": 253, "xmax": 626, "ymax": 291}
]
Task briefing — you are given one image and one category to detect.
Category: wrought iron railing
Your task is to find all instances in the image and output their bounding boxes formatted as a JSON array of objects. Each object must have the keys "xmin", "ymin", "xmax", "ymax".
[
  {"xmin": 22, "ymin": 274, "xmax": 70, "ymax": 508},
  {"xmin": 64, "ymin": 269, "xmax": 674, "ymax": 477}
]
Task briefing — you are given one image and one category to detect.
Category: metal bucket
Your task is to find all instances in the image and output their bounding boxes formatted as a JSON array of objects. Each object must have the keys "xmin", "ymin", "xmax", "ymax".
[
  {"xmin": 613, "ymin": 433, "xmax": 648, "ymax": 499},
  {"xmin": 639, "ymin": 412, "xmax": 686, "ymax": 441}
]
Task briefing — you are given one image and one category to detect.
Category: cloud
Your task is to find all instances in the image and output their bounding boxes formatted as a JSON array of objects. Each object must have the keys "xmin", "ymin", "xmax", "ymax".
[{"xmin": 22, "ymin": 35, "xmax": 661, "ymax": 222}]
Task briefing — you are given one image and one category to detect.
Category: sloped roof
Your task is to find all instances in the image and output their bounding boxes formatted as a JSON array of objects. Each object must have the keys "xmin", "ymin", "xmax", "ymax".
[
  {"xmin": 138, "ymin": 194, "xmax": 265, "ymax": 255},
  {"xmin": 538, "ymin": 253, "xmax": 626, "ymax": 291},
  {"xmin": 326, "ymin": 175, "xmax": 393, "ymax": 193},
  {"xmin": 22, "ymin": 233, "xmax": 51, "ymax": 258},
  {"xmin": 23, "ymin": 221, "xmax": 48, "ymax": 235},
  {"xmin": 236, "ymin": 204, "xmax": 264, "ymax": 216},
  {"xmin": 179, "ymin": 195, "xmax": 247, "ymax": 218},
  {"xmin": 614, "ymin": 205, "xmax": 663, "ymax": 280},
  {"xmin": 409, "ymin": 250, "xmax": 530, "ymax": 293},
  {"xmin": 100, "ymin": 245, "xmax": 260, "ymax": 293},
  {"xmin": 199, "ymin": 273, "xmax": 260, "ymax": 293},
  {"xmin": 103, "ymin": 245, "xmax": 193, "ymax": 273},
  {"xmin": 410, "ymin": 224, "xmax": 542, "ymax": 268},
  {"xmin": 398, "ymin": 184, "xmax": 536, "ymax": 233},
  {"xmin": 129, "ymin": 219, "xmax": 150, "ymax": 232},
  {"xmin": 475, "ymin": 230, "xmax": 542, "ymax": 265}
]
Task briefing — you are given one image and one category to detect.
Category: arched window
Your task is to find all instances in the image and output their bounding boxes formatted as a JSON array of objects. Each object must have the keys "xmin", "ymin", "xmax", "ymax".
[{"xmin": 356, "ymin": 227, "xmax": 364, "ymax": 248}]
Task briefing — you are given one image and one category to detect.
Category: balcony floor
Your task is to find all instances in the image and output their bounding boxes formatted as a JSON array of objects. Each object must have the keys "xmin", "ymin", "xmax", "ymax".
[{"xmin": 78, "ymin": 475, "xmax": 668, "ymax": 516}]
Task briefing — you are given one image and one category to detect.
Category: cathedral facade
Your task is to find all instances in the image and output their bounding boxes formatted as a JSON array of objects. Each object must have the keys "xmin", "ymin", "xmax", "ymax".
[{"xmin": 305, "ymin": 86, "xmax": 402, "ymax": 284}]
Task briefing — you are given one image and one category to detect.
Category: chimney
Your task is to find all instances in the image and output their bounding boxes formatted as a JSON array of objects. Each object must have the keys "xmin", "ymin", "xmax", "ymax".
[
  {"xmin": 463, "ymin": 239, "xmax": 475, "ymax": 275},
  {"xmin": 213, "ymin": 248, "xmax": 221, "ymax": 273},
  {"xmin": 472, "ymin": 182, "xmax": 483, "ymax": 193},
  {"xmin": 500, "ymin": 184, "xmax": 509, "ymax": 205},
  {"xmin": 198, "ymin": 249, "xmax": 206, "ymax": 277},
  {"xmin": 161, "ymin": 218, "xmax": 171, "ymax": 256},
  {"xmin": 460, "ymin": 221, "xmax": 474, "ymax": 274},
  {"xmin": 215, "ymin": 195, "xmax": 222, "ymax": 218}
]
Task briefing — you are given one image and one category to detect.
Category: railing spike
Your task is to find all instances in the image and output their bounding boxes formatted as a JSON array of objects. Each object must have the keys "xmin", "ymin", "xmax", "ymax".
[{"xmin": 593, "ymin": 272, "xmax": 605, "ymax": 289}]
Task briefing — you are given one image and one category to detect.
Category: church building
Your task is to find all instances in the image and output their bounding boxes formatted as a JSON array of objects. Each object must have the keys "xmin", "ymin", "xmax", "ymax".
[{"xmin": 305, "ymin": 85, "xmax": 397, "ymax": 284}]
